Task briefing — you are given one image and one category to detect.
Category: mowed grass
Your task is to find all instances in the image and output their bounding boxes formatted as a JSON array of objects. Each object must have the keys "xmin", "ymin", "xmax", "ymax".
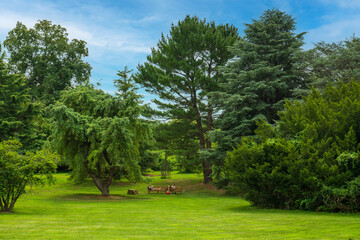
[{"xmin": 1, "ymin": 172, "xmax": 360, "ymax": 240}]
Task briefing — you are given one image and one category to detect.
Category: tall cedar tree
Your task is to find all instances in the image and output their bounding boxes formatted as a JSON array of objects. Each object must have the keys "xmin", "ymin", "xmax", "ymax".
[
  {"xmin": 3, "ymin": 20, "xmax": 91, "ymax": 104},
  {"xmin": 134, "ymin": 15, "xmax": 239, "ymax": 183},
  {"xmin": 0, "ymin": 44, "xmax": 44, "ymax": 151},
  {"xmin": 52, "ymin": 69, "xmax": 151, "ymax": 196},
  {"xmin": 210, "ymin": 9, "xmax": 306, "ymax": 171}
]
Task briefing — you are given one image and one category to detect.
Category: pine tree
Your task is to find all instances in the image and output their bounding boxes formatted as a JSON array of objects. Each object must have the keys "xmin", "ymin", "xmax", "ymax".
[{"xmin": 134, "ymin": 15, "xmax": 239, "ymax": 183}]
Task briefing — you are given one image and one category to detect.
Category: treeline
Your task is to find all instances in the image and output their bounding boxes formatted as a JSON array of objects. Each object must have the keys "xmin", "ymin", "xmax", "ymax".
[{"xmin": 1, "ymin": 9, "xmax": 360, "ymax": 212}]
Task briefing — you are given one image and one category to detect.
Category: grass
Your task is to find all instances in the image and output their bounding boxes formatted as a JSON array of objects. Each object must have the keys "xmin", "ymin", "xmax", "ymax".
[{"xmin": 1, "ymin": 172, "xmax": 360, "ymax": 239}]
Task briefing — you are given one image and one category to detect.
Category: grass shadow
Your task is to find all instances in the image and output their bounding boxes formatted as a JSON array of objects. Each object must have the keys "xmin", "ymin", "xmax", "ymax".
[{"xmin": 52, "ymin": 193, "xmax": 150, "ymax": 201}]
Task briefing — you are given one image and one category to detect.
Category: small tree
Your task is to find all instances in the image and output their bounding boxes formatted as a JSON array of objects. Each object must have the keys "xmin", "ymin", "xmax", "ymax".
[
  {"xmin": 52, "ymin": 69, "xmax": 152, "ymax": 196},
  {"xmin": 0, "ymin": 140, "xmax": 57, "ymax": 212}
]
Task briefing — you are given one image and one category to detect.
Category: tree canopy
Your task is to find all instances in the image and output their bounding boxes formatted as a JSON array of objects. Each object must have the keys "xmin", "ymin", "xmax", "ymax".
[
  {"xmin": 208, "ymin": 9, "xmax": 306, "ymax": 185},
  {"xmin": 3, "ymin": 20, "xmax": 91, "ymax": 104},
  {"xmin": 0, "ymin": 44, "xmax": 45, "ymax": 151},
  {"xmin": 51, "ymin": 69, "xmax": 152, "ymax": 196},
  {"xmin": 134, "ymin": 15, "xmax": 239, "ymax": 183}
]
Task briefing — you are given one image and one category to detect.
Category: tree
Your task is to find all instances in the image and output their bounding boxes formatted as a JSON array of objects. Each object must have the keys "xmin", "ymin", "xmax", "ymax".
[
  {"xmin": 114, "ymin": 67, "xmax": 156, "ymax": 173},
  {"xmin": 3, "ymin": 20, "xmax": 91, "ymax": 104},
  {"xmin": 52, "ymin": 69, "xmax": 152, "ymax": 196},
  {"xmin": 301, "ymin": 36, "xmax": 360, "ymax": 90},
  {"xmin": 134, "ymin": 15, "xmax": 239, "ymax": 183},
  {"xmin": 0, "ymin": 140, "xmax": 57, "ymax": 212},
  {"xmin": 153, "ymin": 119, "xmax": 200, "ymax": 173},
  {"xmin": 0, "ymin": 44, "xmax": 44, "ymax": 151},
  {"xmin": 209, "ymin": 9, "xmax": 306, "ymax": 184}
]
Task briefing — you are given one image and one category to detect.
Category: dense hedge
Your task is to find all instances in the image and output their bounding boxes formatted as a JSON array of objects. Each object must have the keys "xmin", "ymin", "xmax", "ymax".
[{"xmin": 226, "ymin": 81, "xmax": 360, "ymax": 212}]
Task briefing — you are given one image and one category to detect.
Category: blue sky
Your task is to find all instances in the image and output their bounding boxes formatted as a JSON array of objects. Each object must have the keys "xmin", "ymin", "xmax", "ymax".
[{"xmin": 1, "ymin": 0, "xmax": 360, "ymax": 103}]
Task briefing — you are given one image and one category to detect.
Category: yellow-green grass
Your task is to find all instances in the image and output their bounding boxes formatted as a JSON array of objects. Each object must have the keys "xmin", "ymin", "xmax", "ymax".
[{"xmin": 1, "ymin": 172, "xmax": 359, "ymax": 240}]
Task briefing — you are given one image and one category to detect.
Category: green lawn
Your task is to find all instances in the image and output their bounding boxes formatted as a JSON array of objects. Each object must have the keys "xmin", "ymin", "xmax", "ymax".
[{"xmin": 1, "ymin": 172, "xmax": 359, "ymax": 240}]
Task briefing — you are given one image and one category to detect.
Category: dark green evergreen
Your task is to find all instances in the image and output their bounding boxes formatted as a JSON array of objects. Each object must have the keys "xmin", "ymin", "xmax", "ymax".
[
  {"xmin": 0, "ymin": 44, "xmax": 45, "ymax": 151},
  {"xmin": 210, "ymin": 9, "xmax": 306, "ymax": 185},
  {"xmin": 226, "ymin": 81, "xmax": 360, "ymax": 212},
  {"xmin": 3, "ymin": 20, "xmax": 91, "ymax": 104},
  {"xmin": 134, "ymin": 15, "xmax": 239, "ymax": 183}
]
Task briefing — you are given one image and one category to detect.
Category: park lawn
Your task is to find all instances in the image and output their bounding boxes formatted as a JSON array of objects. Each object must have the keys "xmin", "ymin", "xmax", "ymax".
[{"xmin": 0, "ymin": 172, "xmax": 359, "ymax": 240}]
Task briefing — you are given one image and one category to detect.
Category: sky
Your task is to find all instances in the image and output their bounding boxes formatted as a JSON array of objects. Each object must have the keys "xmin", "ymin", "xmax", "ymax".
[{"xmin": 1, "ymin": 0, "xmax": 360, "ymax": 102}]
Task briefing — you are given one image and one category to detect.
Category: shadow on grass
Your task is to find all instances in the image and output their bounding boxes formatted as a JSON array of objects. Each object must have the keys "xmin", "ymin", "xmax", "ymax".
[{"xmin": 52, "ymin": 193, "xmax": 150, "ymax": 201}]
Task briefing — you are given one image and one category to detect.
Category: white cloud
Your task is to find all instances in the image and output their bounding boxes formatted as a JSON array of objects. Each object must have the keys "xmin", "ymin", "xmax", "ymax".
[
  {"xmin": 320, "ymin": 0, "xmax": 360, "ymax": 8},
  {"xmin": 306, "ymin": 17, "xmax": 360, "ymax": 46},
  {"xmin": 0, "ymin": 11, "xmax": 37, "ymax": 30}
]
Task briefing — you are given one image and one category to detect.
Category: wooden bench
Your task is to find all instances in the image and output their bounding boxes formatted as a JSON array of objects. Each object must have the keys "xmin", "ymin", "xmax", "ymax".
[
  {"xmin": 147, "ymin": 186, "xmax": 183, "ymax": 194},
  {"xmin": 148, "ymin": 186, "xmax": 166, "ymax": 194},
  {"xmin": 169, "ymin": 186, "xmax": 182, "ymax": 194}
]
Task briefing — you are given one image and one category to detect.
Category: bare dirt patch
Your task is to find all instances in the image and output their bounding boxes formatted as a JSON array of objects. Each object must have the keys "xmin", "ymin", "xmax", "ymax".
[{"xmin": 143, "ymin": 174, "xmax": 161, "ymax": 177}]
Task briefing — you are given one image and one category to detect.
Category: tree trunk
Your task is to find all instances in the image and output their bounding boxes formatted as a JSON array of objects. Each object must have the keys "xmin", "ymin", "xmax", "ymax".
[
  {"xmin": 192, "ymin": 96, "xmax": 212, "ymax": 184},
  {"xmin": 204, "ymin": 108, "xmax": 213, "ymax": 182},
  {"xmin": 100, "ymin": 187, "xmax": 110, "ymax": 197}
]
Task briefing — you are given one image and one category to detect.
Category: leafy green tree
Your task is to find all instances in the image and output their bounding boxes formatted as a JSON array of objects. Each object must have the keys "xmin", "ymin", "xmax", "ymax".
[
  {"xmin": 52, "ymin": 70, "xmax": 151, "ymax": 196},
  {"xmin": 0, "ymin": 140, "xmax": 57, "ymax": 212},
  {"xmin": 134, "ymin": 15, "xmax": 239, "ymax": 183},
  {"xmin": 210, "ymin": 9, "xmax": 306, "ymax": 184},
  {"xmin": 0, "ymin": 44, "xmax": 45, "ymax": 151},
  {"xmin": 301, "ymin": 36, "xmax": 360, "ymax": 90},
  {"xmin": 3, "ymin": 20, "xmax": 91, "ymax": 104}
]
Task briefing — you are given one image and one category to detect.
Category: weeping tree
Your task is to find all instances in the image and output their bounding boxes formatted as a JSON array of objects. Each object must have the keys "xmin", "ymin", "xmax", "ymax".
[{"xmin": 51, "ymin": 69, "xmax": 152, "ymax": 196}]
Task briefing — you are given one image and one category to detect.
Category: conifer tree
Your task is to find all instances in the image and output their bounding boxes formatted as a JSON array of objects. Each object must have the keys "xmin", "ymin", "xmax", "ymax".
[
  {"xmin": 0, "ymin": 44, "xmax": 44, "ymax": 151},
  {"xmin": 209, "ymin": 9, "xmax": 307, "ymax": 185},
  {"xmin": 211, "ymin": 9, "xmax": 306, "ymax": 157},
  {"xmin": 134, "ymin": 15, "xmax": 239, "ymax": 183}
]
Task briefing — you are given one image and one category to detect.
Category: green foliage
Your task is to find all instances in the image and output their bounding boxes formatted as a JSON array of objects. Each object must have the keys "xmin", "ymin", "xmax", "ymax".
[
  {"xmin": 302, "ymin": 36, "xmax": 360, "ymax": 90},
  {"xmin": 212, "ymin": 8, "xmax": 306, "ymax": 143},
  {"xmin": 52, "ymin": 69, "xmax": 152, "ymax": 196},
  {"xmin": 210, "ymin": 9, "xmax": 307, "ymax": 186},
  {"xmin": 3, "ymin": 20, "xmax": 91, "ymax": 104},
  {"xmin": 135, "ymin": 15, "xmax": 239, "ymax": 183},
  {"xmin": 153, "ymin": 120, "xmax": 201, "ymax": 172},
  {"xmin": 0, "ymin": 140, "xmax": 57, "ymax": 212},
  {"xmin": 226, "ymin": 81, "xmax": 360, "ymax": 212},
  {"xmin": 0, "ymin": 44, "xmax": 45, "ymax": 151}
]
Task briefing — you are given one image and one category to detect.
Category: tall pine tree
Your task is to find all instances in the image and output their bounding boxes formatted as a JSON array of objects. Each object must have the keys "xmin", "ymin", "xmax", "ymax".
[{"xmin": 134, "ymin": 15, "xmax": 239, "ymax": 183}]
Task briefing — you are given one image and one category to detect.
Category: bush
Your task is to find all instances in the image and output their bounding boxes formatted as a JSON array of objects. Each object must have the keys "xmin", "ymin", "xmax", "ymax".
[
  {"xmin": 0, "ymin": 140, "xmax": 57, "ymax": 212},
  {"xmin": 226, "ymin": 81, "xmax": 360, "ymax": 212}
]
